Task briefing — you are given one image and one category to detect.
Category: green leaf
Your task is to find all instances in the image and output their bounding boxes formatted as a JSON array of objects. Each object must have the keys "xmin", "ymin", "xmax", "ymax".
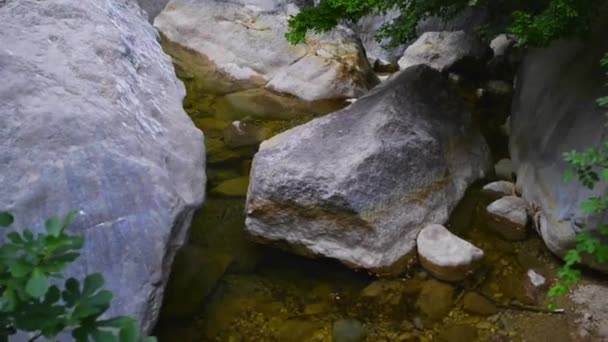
[
  {"xmin": 548, "ymin": 283, "xmax": 569, "ymax": 297},
  {"xmin": 92, "ymin": 329, "xmax": 117, "ymax": 342},
  {"xmin": 6, "ymin": 232, "xmax": 24, "ymax": 244},
  {"xmin": 119, "ymin": 319, "xmax": 139, "ymax": 342},
  {"xmin": 0, "ymin": 212, "xmax": 13, "ymax": 227},
  {"xmin": 63, "ymin": 278, "xmax": 81, "ymax": 306},
  {"xmin": 597, "ymin": 96, "xmax": 608, "ymax": 108},
  {"xmin": 26, "ymin": 268, "xmax": 50, "ymax": 298},
  {"xmin": 98, "ymin": 317, "xmax": 132, "ymax": 328},
  {"xmin": 601, "ymin": 169, "xmax": 608, "ymax": 181},
  {"xmin": 45, "ymin": 216, "xmax": 63, "ymax": 237},
  {"xmin": 86, "ymin": 290, "xmax": 113, "ymax": 308},
  {"xmin": 23, "ymin": 230, "xmax": 34, "ymax": 242},
  {"xmin": 83, "ymin": 273, "xmax": 105, "ymax": 297},
  {"xmin": 564, "ymin": 249, "xmax": 582, "ymax": 266},
  {"xmin": 10, "ymin": 260, "xmax": 33, "ymax": 278},
  {"xmin": 595, "ymin": 245, "xmax": 608, "ymax": 263},
  {"xmin": 73, "ymin": 326, "xmax": 90, "ymax": 342},
  {"xmin": 44, "ymin": 285, "xmax": 62, "ymax": 305},
  {"xmin": 563, "ymin": 168, "xmax": 576, "ymax": 182},
  {"xmin": 0, "ymin": 288, "xmax": 17, "ymax": 311},
  {"xmin": 63, "ymin": 210, "xmax": 80, "ymax": 230}
]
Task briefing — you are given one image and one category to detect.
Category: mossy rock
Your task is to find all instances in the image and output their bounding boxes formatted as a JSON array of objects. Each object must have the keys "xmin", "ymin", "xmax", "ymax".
[
  {"xmin": 160, "ymin": 245, "xmax": 233, "ymax": 319},
  {"xmin": 416, "ymin": 279, "xmax": 455, "ymax": 320},
  {"xmin": 211, "ymin": 176, "xmax": 250, "ymax": 197}
]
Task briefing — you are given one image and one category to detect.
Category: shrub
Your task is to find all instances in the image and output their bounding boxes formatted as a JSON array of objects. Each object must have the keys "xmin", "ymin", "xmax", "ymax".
[
  {"xmin": 286, "ymin": 0, "xmax": 606, "ymax": 48},
  {"xmin": 0, "ymin": 211, "xmax": 155, "ymax": 342}
]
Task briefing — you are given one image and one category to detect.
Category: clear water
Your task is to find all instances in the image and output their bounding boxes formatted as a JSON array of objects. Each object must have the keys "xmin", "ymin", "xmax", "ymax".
[{"xmin": 154, "ymin": 39, "xmax": 579, "ymax": 342}]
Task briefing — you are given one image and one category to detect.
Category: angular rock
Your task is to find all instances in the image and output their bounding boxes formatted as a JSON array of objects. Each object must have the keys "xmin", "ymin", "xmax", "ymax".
[
  {"xmin": 523, "ymin": 269, "xmax": 548, "ymax": 303},
  {"xmin": 494, "ymin": 158, "xmax": 515, "ymax": 181},
  {"xmin": 417, "ymin": 224, "xmax": 484, "ymax": 282},
  {"xmin": 245, "ymin": 65, "xmax": 491, "ymax": 275},
  {"xmin": 398, "ymin": 31, "xmax": 492, "ymax": 75},
  {"xmin": 463, "ymin": 292, "xmax": 498, "ymax": 316},
  {"xmin": 0, "ymin": 0, "xmax": 205, "ymax": 332},
  {"xmin": 223, "ymin": 121, "xmax": 269, "ymax": 148},
  {"xmin": 417, "ymin": 279, "xmax": 455, "ymax": 320},
  {"xmin": 355, "ymin": 9, "xmax": 407, "ymax": 69},
  {"xmin": 356, "ymin": 7, "xmax": 488, "ymax": 70},
  {"xmin": 486, "ymin": 196, "xmax": 529, "ymax": 241},
  {"xmin": 488, "ymin": 34, "xmax": 522, "ymax": 80},
  {"xmin": 490, "ymin": 34, "xmax": 518, "ymax": 58},
  {"xmin": 482, "ymin": 181, "xmax": 516, "ymax": 199},
  {"xmin": 155, "ymin": 0, "xmax": 378, "ymax": 102},
  {"xmin": 527, "ymin": 269, "xmax": 547, "ymax": 288},
  {"xmin": 510, "ymin": 11, "xmax": 608, "ymax": 272}
]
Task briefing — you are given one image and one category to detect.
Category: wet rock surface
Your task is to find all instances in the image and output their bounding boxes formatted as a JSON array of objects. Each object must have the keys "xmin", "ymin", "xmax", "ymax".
[
  {"xmin": 486, "ymin": 196, "xmax": 529, "ymax": 241},
  {"xmin": 494, "ymin": 158, "xmax": 515, "ymax": 181},
  {"xmin": 416, "ymin": 279, "xmax": 455, "ymax": 320},
  {"xmin": 463, "ymin": 292, "xmax": 498, "ymax": 316},
  {"xmin": 482, "ymin": 181, "xmax": 516, "ymax": 199},
  {"xmin": 398, "ymin": 31, "xmax": 492, "ymax": 75},
  {"xmin": 417, "ymin": 224, "xmax": 484, "ymax": 281}
]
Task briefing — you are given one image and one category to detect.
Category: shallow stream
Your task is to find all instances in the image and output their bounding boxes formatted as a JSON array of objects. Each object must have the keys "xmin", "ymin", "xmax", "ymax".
[{"xmin": 154, "ymin": 40, "xmax": 581, "ymax": 342}]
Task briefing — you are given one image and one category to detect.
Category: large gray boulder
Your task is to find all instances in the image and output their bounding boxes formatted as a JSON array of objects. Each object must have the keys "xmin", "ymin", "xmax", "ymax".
[
  {"xmin": 155, "ymin": 0, "xmax": 378, "ymax": 102},
  {"xmin": 356, "ymin": 7, "xmax": 489, "ymax": 69},
  {"xmin": 0, "ymin": 0, "xmax": 205, "ymax": 332},
  {"xmin": 245, "ymin": 65, "xmax": 491, "ymax": 275},
  {"xmin": 355, "ymin": 9, "xmax": 406, "ymax": 69},
  {"xmin": 398, "ymin": 31, "xmax": 492, "ymax": 74},
  {"xmin": 510, "ymin": 11, "xmax": 608, "ymax": 271}
]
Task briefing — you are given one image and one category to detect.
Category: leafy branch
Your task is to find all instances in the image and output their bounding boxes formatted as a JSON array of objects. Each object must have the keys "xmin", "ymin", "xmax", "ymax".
[{"xmin": 0, "ymin": 211, "xmax": 156, "ymax": 342}]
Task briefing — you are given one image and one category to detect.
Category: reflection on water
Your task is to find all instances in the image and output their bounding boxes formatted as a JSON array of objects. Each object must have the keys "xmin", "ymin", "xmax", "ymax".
[{"xmin": 155, "ymin": 40, "xmax": 578, "ymax": 341}]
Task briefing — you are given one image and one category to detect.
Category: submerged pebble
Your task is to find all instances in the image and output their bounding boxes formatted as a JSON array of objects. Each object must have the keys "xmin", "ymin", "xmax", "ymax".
[{"xmin": 332, "ymin": 319, "xmax": 366, "ymax": 342}]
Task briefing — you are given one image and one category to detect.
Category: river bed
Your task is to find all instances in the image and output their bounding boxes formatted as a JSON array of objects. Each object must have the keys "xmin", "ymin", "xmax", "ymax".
[{"xmin": 153, "ymin": 40, "xmax": 595, "ymax": 342}]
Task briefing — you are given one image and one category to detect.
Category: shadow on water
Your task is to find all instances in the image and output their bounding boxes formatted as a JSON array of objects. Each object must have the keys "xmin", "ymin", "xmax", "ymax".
[{"xmin": 154, "ymin": 40, "xmax": 580, "ymax": 341}]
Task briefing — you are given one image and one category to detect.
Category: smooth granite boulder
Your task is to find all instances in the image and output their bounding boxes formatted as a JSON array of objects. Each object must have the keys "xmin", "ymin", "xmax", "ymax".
[
  {"xmin": 509, "ymin": 9, "xmax": 608, "ymax": 271},
  {"xmin": 0, "ymin": 0, "xmax": 205, "ymax": 331}
]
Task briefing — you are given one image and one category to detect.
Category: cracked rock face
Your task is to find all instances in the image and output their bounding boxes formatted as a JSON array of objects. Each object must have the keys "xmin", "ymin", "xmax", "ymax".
[
  {"xmin": 244, "ymin": 66, "xmax": 491, "ymax": 275},
  {"xmin": 154, "ymin": 0, "xmax": 378, "ymax": 102},
  {"xmin": 0, "ymin": 0, "xmax": 205, "ymax": 332}
]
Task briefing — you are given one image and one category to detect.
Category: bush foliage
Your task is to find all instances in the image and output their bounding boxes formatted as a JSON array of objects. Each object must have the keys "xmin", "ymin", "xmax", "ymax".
[
  {"xmin": 286, "ymin": 0, "xmax": 605, "ymax": 48},
  {"xmin": 0, "ymin": 211, "xmax": 155, "ymax": 342}
]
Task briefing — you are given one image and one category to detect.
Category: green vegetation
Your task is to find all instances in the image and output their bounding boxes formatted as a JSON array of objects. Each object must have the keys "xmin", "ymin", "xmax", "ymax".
[
  {"xmin": 548, "ymin": 53, "xmax": 608, "ymax": 298},
  {"xmin": 286, "ymin": 0, "xmax": 604, "ymax": 47},
  {"xmin": 0, "ymin": 211, "xmax": 155, "ymax": 342}
]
